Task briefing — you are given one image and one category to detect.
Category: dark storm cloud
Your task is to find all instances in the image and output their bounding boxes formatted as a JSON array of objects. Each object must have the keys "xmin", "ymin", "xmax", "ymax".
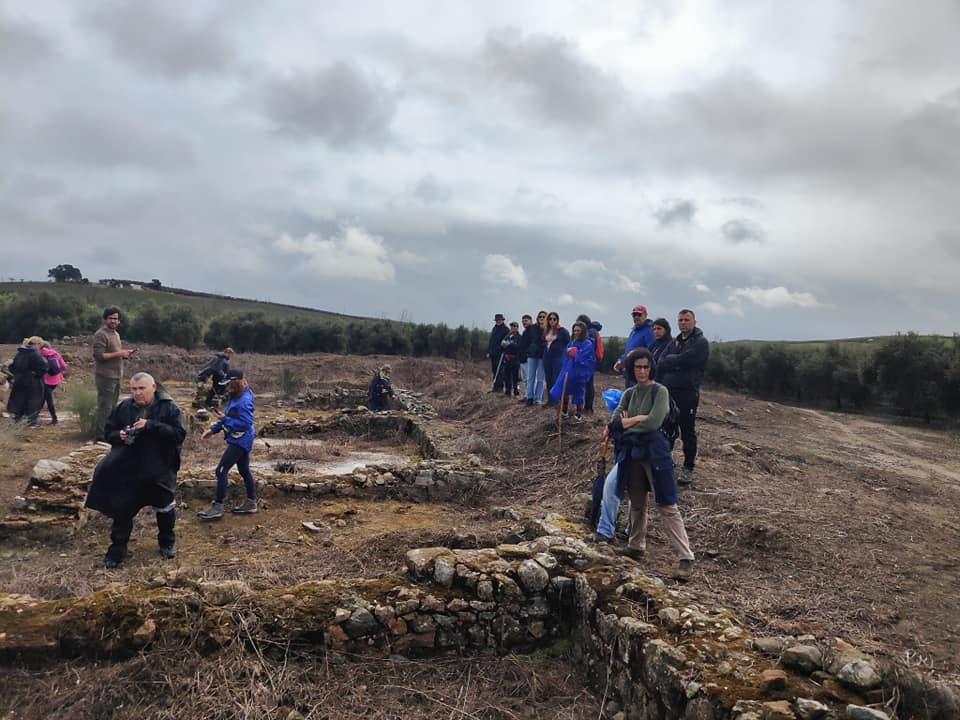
[
  {"xmin": 482, "ymin": 28, "xmax": 625, "ymax": 128},
  {"xmin": 413, "ymin": 173, "xmax": 452, "ymax": 204},
  {"xmin": 0, "ymin": 14, "xmax": 56, "ymax": 69},
  {"xmin": 654, "ymin": 199, "xmax": 696, "ymax": 227},
  {"xmin": 35, "ymin": 111, "xmax": 196, "ymax": 171},
  {"xmin": 263, "ymin": 62, "xmax": 397, "ymax": 147},
  {"xmin": 86, "ymin": 1, "xmax": 235, "ymax": 78},
  {"xmin": 721, "ymin": 218, "xmax": 765, "ymax": 244}
]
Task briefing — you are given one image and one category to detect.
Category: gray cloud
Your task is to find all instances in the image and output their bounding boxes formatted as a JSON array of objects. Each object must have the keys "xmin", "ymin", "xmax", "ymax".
[
  {"xmin": 32, "ymin": 111, "xmax": 195, "ymax": 171},
  {"xmin": 87, "ymin": 1, "xmax": 235, "ymax": 78},
  {"xmin": 264, "ymin": 62, "xmax": 397, "ymax": 147},
  {"xmin": 0, "ymin": 14, "xmax": 55, "ymax": 69},
  {"xmin": 654, "ymin": 198, "xmax": 696, "ymax": 226},
  {"xmin": 721, "ymin": 218, "xmax": 765, "ymax": 244},
  {"xmin": 482, "ymin": 28, "xmax": 625, "ymax": 128},
  {"xmin": 413, "ymin": 173, "xmax": 452, "ymax": 204}
]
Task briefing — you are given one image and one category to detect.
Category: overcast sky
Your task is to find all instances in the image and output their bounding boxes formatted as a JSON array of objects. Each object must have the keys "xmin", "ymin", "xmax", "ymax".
[{"xmin": 2, "ymin": 1, "xmax": 959, "ymax": 341}]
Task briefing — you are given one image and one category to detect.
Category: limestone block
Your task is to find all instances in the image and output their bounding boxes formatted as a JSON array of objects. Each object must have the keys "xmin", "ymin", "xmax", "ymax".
[
  {"xmin": 433, "ymin": 558, "xmax": 455, "ymax": 588},
  {"xmin": 793, "ymin": 698, "xmax": 830, "ymax": 720},
  {"xmin": 517, "ymin": 559, "xmax": 550, "ymax": 593},
  {"xmin": 845, "ymin": 706, "xmax": 889, "ymax": 720},
  {"xmin": 837, "ymin": 660, "xmax": 881, "ymax": 691},
  {"xmin": 32, "ymin": 459, "xmax": 70, "ymax": 482},
  {"xmin": 781, "ymin": 644, "xmax": 823, "ymax": 674},
  {"xmin": 405, "ymin": 547, "xmax": 454, "ymax": 577}
]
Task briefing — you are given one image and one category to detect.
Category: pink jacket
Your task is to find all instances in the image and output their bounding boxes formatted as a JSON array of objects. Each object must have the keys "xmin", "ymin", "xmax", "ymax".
[{"xmin": 40, "ymin": 347, "xmax": 67, "ymax": 386}]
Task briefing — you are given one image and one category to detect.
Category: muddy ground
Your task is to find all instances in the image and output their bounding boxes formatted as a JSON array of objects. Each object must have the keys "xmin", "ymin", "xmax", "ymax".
[{"xmin": 1, "ymin": 339, "xmax": 958, "ymax": 718}]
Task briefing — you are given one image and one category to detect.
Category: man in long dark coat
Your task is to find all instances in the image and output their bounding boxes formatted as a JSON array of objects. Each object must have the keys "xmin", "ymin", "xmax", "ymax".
[{"xmin": 85, "ymin": 372, "xmax": 186, "ymax": 567}]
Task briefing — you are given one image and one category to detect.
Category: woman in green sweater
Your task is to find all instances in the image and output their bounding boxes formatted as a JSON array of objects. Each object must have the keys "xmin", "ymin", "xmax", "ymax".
[{"xmin": 605, "ymin": 348, "xmax": 695, "ymax": 580}]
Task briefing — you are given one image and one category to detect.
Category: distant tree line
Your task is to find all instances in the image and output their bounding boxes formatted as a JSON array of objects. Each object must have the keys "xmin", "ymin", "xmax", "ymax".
[{"xmin": 705, "ymin": 335, "xmax": 960, "ymax": 422}]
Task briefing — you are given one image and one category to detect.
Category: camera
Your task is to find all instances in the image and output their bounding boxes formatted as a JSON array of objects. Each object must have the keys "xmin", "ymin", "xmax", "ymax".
[{"xmin": 122, "ymin": 425, "xmax": 139, "ymax": 445}]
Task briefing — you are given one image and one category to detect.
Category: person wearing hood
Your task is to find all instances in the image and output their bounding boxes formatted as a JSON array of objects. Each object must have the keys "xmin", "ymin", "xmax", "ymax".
[
  {"xmin": 6, "ymin": 337, "xmax": 48, "ymax": 427},
  {"xmin": 85, "ymin": 373, "xmax": 186, "ymax": 567},
  {"xmin": 657, "ymin": 309, "xmax": 710, "ymax": 486},
  {"xmin": 198, "ymin": 369, "xmax": 258, "ymax": 519},
  {"xmin": 367, "ymin": 364, "xmax": 395, "ymax": 412},
  {"xmin": 40, "ymin": 340, "xmax": 68, "ymax": 425},
  {"xmin": 576, "ymin": 314, "xmax": 604, "ymax": 413},
  {"xmin": 613, "ymin": 306, "xmax": 655, "ymax": 386},
  {"xmin": 196, "ymin": 347, "xmax": 234, "ymax": 408},
  {"xmin": 548, "ymin": 321, "xmax": 596, "ymax": 421}
]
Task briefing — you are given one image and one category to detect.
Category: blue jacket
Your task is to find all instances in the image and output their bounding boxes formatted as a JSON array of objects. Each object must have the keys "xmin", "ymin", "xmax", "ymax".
[
  {"xmin": 658, "ymin": 327, "xmax": 710, "ymax": 391},
  {"xmin": 620, "ymin": 321, "xmax": 655, "ymax": 362},
  {"xmin": 212, "ymin": 386, "xmax": 255, "ymax": 451},
  {"xmin": 608, "ymin": 428, "xmax": 677, "ymax": 507},
  {"xmin": 550, "ymin": 339, "xmax": 596, "ymax": 399}
]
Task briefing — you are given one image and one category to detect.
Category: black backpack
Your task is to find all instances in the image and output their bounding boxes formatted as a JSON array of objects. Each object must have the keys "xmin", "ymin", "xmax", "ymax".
[
  {"xmin": 46, "ymin": 355, "xmax": 61, "ymax": 376},
  {"xmin": 650, "ymin": 384, "xmax": 680, "ymax": 443}
]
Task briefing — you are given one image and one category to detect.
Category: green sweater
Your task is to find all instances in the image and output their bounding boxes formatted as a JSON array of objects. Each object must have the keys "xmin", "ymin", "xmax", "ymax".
[{"xmin": 613, "ymin": 382, "xmax": 669, "ymax": 434}]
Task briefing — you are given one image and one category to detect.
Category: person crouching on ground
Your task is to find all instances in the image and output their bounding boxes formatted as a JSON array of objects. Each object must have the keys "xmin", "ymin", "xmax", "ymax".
[
  {"xmin": 84, "ymin": 372, "xmax": 186, "ymax": 568},
  {"xmin": 198, "ymin": 369, "xmax": 258, "ymax": 519},
  {"xmin": 367, "ymin": 364, "xmax": 395, "ymax": 411},
  {"xmin": 603, "ymin": 348, "xmax": 695, "ymax": 580}
]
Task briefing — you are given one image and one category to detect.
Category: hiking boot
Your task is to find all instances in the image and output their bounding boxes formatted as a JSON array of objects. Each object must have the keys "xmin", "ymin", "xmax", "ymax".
[
  {"xmin": 584, "ymin": 532, "xmax": 613, "ymax": 544},
  {"xmin": 159, "ymin": 544, "xmax": 176, "ymax": 559},
  {"xmin": 103, "ymin": 550, "xmax": 126, "ymax": 569},
  {"xmin": 677, "ymin": 466, "xmax": 694, "ymax": 486},
  {"xmin": 615, "ymin": 527, "xmax": 629, "ymax": 542},
  {"xmin": 573, "ymin": 413, "xmax": 583, "ymax": 422},
  {"xmin": 673, "ymin": 559, "xmax": 694, "ymax": 581},
  {"xmin": 231, "ymin": 498, "xmax": 258, "ymax": 514},
  {"xmin": 197, "ymin": 501, "xmax": 224, "ymax": 520},
  {"xmin": 616, "ymin": 546, "xmax": 646, "ymax": 561}
]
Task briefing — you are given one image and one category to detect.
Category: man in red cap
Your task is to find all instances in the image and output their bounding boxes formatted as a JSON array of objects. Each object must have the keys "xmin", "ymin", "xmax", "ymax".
[{"xmin": 612, "ymin": 305, "xmax": 655, "ymax": 387}]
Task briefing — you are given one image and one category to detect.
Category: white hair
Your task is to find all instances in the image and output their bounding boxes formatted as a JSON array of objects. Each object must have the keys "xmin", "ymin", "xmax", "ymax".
[{"xmin": 131, "ymin": 372, "xmax": 156, "ymax": 385}]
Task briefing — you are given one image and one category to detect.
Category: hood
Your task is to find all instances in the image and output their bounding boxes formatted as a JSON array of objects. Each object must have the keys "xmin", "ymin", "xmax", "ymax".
[
  {"xmin": 155, "ymin": 382, "xmax": 174, "ymax": 402},
  {"xmin": 589, "ymin": 321, "xmax": 603, "ymax": 331}
]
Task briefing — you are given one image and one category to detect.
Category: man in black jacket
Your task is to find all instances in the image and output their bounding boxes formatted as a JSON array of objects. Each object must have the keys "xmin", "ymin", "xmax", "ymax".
[
  {"xmin": 486, "ymin": 313, "xmax": 509, "ymax": 392},
  {"xmin": 657, "ymin": 309, "xmax": 710, "ymax": 485},
  {"xmin": 85, "ymin": 372, "xmax": 186, "ymax": 567}
]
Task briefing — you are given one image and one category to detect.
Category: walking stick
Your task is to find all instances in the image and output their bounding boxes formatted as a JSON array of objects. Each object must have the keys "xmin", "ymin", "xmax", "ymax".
[
  {"xmin": 556, "ymin": 371, "xmax": 569, "ymax": 448},
  {"xmin": 492, "ymin": 353, "xmax": 505, "ymax": 391}
]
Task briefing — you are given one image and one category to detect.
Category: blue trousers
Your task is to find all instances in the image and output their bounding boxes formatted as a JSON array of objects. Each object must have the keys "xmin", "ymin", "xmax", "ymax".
[{"xmin": 525, "ymin": 358, "xmax": 545, "ymax": 404}]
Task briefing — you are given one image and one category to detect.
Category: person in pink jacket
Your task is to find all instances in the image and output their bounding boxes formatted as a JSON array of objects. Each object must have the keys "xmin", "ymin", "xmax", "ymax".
[{"xmin": 39, "ymin": 340, "xmax": 68, "ymax": 425}]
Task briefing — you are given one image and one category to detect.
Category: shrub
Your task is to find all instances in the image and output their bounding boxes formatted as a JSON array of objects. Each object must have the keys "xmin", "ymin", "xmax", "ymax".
[
  {"xmin": 279, "ymin": 367, "xmax": 304, "ymax": 399},
  {"xmin": 71, "ymin": 385, "xmax": 98, "ymax": 438}
]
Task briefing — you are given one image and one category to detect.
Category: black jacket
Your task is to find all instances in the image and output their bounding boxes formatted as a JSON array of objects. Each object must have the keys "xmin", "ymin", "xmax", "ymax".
[
  {"xmin": 519, "ymin": 324, "xmax": 544, "ymax": 360},
  {"xmin": 85, "ymin": 385, "xmax": 186, "ymax": 517},
  {"xmin": 367, "ymin": 372, "xmax": 394, "ymax": 411},
  {"xmin": 6, "ymin": 346, "xmax": 47, "ymax": 417},
  {"xmin": 657, "ymin": 327, "xmax": 709, "ymax": 391},
  {"xmin": 197, "ymin": 352, "xmax": 231, "ymax": 384},
  {"xmin": 488, "ymin": 324, "xmax": 509, "ymax": 356}
]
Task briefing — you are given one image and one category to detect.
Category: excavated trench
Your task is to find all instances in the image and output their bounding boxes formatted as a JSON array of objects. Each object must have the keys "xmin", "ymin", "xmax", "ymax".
[{"xmin": 1, "ymin": 386, "xmax": 954, "ymax": 720}]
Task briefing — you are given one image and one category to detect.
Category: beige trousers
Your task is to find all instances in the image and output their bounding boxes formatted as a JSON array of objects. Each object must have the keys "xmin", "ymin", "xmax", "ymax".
[{"xmin": 626, "ymin": 461, "xmax": 694, "ymax": 561}]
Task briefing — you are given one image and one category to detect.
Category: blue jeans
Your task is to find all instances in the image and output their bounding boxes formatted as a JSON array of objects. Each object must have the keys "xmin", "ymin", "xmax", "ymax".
[
  {"xmin": 596, "ymin": 464, "xmax": 626, "ymax": 538},
  {"xmin": 525, "ymin": 357, "xmax": 545, "ymax": 404}
]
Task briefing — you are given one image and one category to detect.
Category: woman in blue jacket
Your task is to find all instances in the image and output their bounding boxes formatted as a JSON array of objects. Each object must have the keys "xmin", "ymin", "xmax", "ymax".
[
  {"xmin": 542, "ymin": 311, "xmax": 570, "ymax": 406},
  {"xmin": 549, "ymin": 321, "xmax": 596, "ymax": 420},
  {"xmin": 198, "ymin": 369, "xmax": 258, "ymax": 519}
]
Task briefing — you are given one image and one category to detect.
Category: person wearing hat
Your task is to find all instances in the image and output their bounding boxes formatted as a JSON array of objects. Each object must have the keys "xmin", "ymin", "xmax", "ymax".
[
  {"xmin": 195, "ymin": 347, "xmax": 235, "ymax": 409},
  {"xmin": 367, "ymin": 364, "xmax": 395, "ymax": 411},
  {"xmin": 486, "ymin": 313, "xmax": 509, "ymax": 393},
  {"xmin": 198, "ymin": 369, "xmax": 258, "ymax": 519},
  {"xmin": 613, "ymin": 305, "xmax": 655, "ymax": 387}
]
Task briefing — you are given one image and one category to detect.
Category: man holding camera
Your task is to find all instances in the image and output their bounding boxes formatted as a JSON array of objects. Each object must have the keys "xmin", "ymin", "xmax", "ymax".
[{"xmin": 84, "ymin": 372, "xmax": 186, "ymax": 568}]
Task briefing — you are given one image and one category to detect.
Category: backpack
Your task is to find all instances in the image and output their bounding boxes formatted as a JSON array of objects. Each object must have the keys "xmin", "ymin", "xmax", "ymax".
[
  {"xmin": 594, "ymin": 333, "xmax": 604, "ymax": 361},
  {"xmin": 651, "ymin": 384, "xmax": 680, "ymax": 443},
  {"xmin": 46, "ymin": 355, "xmax": 61, "ymax": 376}
]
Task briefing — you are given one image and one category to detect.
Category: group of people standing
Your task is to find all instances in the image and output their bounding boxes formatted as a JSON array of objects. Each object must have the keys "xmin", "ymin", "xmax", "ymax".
[
  {"xmin": 4, "ymin": 336, "xmax": 68, "ymax": 427},
  {"xmin": 486, "ymin": 310, "xmax": 603, "ymax": 421}
]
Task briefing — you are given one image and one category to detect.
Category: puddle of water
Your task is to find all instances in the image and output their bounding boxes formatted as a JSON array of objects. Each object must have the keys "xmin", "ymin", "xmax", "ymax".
[{"xmin": 251, "ymin": 450, "xmax": 411, "ymax": 476}]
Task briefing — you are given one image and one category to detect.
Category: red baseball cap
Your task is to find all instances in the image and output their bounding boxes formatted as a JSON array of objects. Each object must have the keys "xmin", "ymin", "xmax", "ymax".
[{"xmin": 631, "ymin": 305, "xmax": 647, "ymax": 315}]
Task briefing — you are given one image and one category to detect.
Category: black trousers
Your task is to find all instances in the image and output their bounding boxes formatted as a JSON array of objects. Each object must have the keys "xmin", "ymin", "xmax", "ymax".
[
  {"xmin": 502, "ymin": 359, "xmax": 520, "ymax": 395},
  {"xmin": 43, "ymin": 384, "xmax": 58, "ymax": 422},
  {"xmin": 204, "ymin": 383, "xmax": 226, "ymax": 406},
  {"xmin": 669, "ymin": 387, "xmax": 700, "ymax": 470},
  {"xmin": 584, "ymin": 376, "xmax": 595, "ymax": 412},
  {"xmin": 106, "ymin": 485, "xmax": 176, "ymax": 561}
]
